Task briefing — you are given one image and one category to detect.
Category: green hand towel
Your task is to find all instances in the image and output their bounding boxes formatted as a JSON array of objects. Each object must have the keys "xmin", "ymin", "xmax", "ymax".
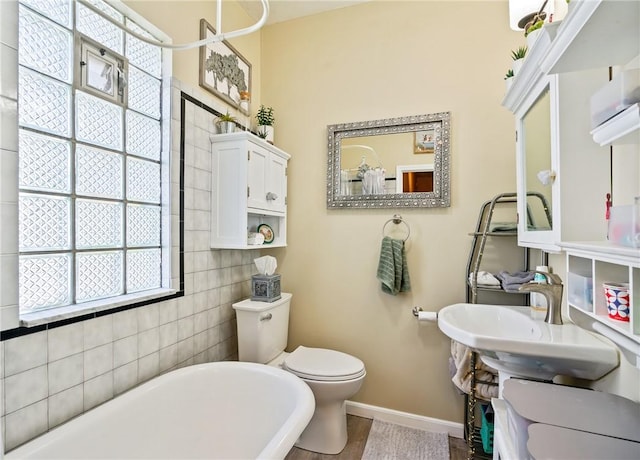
[{"xmin": 376, "ymin": 236, "xmax": 411, "ymax": 295}]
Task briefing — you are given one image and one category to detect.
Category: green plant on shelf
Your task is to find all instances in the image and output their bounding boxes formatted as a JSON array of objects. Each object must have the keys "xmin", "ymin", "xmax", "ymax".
[
  {"xmin": 504, "ymin": 69, "xmax": 514, "ymax": 80},
  {"xmin": 217, "ymin": 111, "xmax": 237, "ymax": 123},
  {"xmin": 255, "ymin": 105, "xmax": 275, "ymax": 126},
  {"xmin": 511, "ymin": 46, "xmax": 527, "ymax": 61}
]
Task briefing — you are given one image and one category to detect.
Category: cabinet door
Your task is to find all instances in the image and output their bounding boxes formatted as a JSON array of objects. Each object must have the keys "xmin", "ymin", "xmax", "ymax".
[
  {"xmin": 267, "ymin": 153, "xmax": 287, "ymax": 213},
  {"xmin": 247, "ymin": 143, "xmax": 287, "ymax": 214},
  {"xmin": 247, "ymin": 144, "xmax": 270, "ymax": 211},
  {"xmin": 515, "ymin": 75, "xmax": 559, "ymax": 251}
]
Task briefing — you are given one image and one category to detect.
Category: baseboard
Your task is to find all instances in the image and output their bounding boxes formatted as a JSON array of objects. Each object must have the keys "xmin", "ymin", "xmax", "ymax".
[{"xmin": 346, "ymin": 400, "xmax": 464, "ymax": 439}]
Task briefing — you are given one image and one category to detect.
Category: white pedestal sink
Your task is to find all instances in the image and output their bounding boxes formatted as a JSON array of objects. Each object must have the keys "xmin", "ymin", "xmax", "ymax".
[{"xmin": 438, "ymin": 303, "xmax": 619, "ymax": 394}]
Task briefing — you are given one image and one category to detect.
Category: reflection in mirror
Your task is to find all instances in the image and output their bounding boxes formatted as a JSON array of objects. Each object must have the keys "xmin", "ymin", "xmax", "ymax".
[
  {"xmin": 523, "ymin": 87, "xmax": 553, "ymax": 231},
  {"xmin": 396, "ymin": 164, "xmax": 434, "ymax": 193},
  {"xmin": 327, "ymin": 112, "xmax": 450, "ymax": 209}
]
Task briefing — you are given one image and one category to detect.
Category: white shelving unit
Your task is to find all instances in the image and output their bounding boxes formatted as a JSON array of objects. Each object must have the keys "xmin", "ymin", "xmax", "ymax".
[
  {"xmin": 591, "ymin": 103, "xmax": 640, "ymax": 147},
  {"xmin": 210, "ymin": 132, "xmax": 290, "ymax": 249},
  {"xmin": 563, "ymin": 242, "xmax": 640, "ymax": 359}
]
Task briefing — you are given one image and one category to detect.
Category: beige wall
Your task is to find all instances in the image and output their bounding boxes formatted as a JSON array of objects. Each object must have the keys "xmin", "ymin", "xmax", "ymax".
[{"xmin": 261, "ymin": 1, "xmax": 523, "ymax": 423}]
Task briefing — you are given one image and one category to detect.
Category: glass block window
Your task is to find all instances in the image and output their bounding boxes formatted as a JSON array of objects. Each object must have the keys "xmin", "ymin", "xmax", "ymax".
[{"xmin": 18, "ymin": 0, "xmax": 168, "ymax": 313}]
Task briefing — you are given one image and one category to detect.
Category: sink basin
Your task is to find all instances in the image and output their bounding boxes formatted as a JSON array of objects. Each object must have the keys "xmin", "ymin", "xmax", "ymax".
[{"xmin": 438, "ymin": 303, "xmax": 619, "ymax": 381}]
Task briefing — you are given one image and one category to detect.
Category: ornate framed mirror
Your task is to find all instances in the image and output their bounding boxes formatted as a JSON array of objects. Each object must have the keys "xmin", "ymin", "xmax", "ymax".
[{"xmin": 327, "ymin": 112, "xmax": 451, "ymax": 209}]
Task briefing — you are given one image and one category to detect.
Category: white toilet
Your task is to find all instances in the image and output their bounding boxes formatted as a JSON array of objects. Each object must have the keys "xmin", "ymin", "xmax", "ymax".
[{"xmin": 232, "ymin": 292, "xmax": 366, "ymax": 454}]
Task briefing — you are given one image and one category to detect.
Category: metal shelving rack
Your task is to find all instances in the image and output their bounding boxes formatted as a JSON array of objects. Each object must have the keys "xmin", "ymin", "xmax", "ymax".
[{"xmin": 462, "ymin": 192, "xmax": 551, "ymax": 459}]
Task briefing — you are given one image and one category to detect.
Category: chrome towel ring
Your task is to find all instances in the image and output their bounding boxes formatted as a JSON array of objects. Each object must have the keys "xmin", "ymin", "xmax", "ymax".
[{"xmin": 382, "ymin": 214, "xmax": 410, "ymax": 242}]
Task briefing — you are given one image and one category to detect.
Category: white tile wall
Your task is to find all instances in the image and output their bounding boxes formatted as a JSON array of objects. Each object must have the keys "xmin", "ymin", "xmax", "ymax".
[
  {"xmin": 47, "ymin": 323, "xmax": 83, "ymax": 362},
  {"xmin": 3, "ymin": 331, "xmax": 46, "ymax": 377},
  {"xmin": 48, "ymin": 385, "xmax": 83, "ymax": 428},
  {"xmin": 113, "ymin": 335, "xmax": 138, "ymax": 368},
  {"xmin": 5, "ymin": 399, "xmax": 47, "ymax": 448},
  {"xmin": 84, "ymin": 372, "xmax": 113, "ymax": 411},
  {"xmin": 48, "ymin": 353, "xmax": 83, "ymax": 395},
  {"xmin": 84, "ymin": 344, "xmax": 112, "ymax": 380},
  {"xmin": 0, "ymin": 79, "xmax": 261, "ymax": 451},
  {"xmin": 113, "ymin": 361, "xmax": 137, "ymax": 395},
  {"xmin": 4, "ymin": 366, "xmax": 47, "ymax": 414}
]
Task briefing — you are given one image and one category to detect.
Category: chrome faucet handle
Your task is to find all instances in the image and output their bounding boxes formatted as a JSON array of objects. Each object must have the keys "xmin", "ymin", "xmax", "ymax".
[{"xmin": 519, "ymin": 271, "xmax": 564, "ymax": 325}]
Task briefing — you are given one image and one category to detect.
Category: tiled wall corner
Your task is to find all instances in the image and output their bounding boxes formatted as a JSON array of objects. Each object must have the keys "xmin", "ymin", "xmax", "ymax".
[{"xmin": 0, "ymin": 81, "xmax": 261, "ymax": 452}]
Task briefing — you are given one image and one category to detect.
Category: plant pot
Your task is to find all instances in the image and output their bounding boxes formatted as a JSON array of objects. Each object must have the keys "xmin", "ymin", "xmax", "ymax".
[
  {"xmin": 257, "ymin": 125, "xmax": 274, "ymax": 144},
  {"xmin": 217, "ymin": 121, "xmax": 236, "ymax": 134},
  {"xmin": 512, "ymin": 58, "xmax": 524, "ymax": 76},
  {"xmin": 526, "ymin": 28, "xmax": 542, "ymax": 49},
  {"xmin": 505, "ymin": 77, "xmax": 514, "ymax": 92}
]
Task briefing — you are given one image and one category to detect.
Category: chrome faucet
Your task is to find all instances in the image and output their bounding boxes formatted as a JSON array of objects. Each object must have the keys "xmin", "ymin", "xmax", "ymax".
[{"xmin": 519, "ymin": 271, "xmax": 564, "ymax": 325}]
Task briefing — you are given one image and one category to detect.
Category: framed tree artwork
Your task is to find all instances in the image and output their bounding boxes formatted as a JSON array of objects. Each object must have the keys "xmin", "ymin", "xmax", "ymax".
[{"xmin": 199, "ymin": 19, "xmax": 251, "ymax": 114}]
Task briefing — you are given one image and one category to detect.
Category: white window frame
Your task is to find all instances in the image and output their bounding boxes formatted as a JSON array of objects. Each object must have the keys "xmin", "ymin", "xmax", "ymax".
[{"xmin": 17, "ymin": 0, "xmax": 175, "ymax": 327}]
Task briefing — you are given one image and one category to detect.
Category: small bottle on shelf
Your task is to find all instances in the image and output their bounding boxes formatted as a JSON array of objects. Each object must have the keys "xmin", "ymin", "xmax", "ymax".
[{"xmin": 239, "ymin": 91, "xmax": 251, "ymax": 131}]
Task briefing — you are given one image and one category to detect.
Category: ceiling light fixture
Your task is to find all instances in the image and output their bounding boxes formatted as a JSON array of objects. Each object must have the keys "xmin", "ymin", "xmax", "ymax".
[{"xmin": 78, "ymin": 0, "xmax": 270, "ymax": 50}]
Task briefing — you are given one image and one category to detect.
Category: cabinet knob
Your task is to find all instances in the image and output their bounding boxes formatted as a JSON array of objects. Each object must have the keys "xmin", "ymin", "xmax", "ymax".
[{"xmin": 266, "ymin": 192, "xmax": 278, "ymax": 201}]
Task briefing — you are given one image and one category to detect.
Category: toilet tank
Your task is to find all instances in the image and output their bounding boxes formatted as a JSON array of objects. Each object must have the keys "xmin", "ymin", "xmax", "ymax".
[{"xmin": 232, "ymin": 292, "xmax": 292, "ymax": 363}]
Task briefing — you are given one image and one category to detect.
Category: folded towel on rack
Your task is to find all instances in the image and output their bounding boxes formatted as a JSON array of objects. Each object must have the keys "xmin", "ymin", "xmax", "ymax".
[
  {"xmin": 450, "ymin": 340, "xmax": 498, "ymax": 401},
  {"xmin": 376, "ymin": 236, "xmax": 411, "ymax": 295},
  {"xmin": 468, "ymin": 271, "xmax": 501, "ymax": 287},
  {"xmin": 496, "ymin": 270, "xmax": 535, "ymax": 292}
]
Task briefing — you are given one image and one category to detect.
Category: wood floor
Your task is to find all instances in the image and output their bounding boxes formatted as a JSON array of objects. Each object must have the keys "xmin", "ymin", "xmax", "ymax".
[{"xmin": 285, "ymin": 415, "xmax": 469, "ymax": 460}]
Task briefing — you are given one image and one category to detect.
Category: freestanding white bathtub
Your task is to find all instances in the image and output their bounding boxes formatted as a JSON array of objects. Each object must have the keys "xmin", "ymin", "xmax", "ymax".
[{"xmin": 6, "ymin": 362, "xmax": 315, "ymax": 459}]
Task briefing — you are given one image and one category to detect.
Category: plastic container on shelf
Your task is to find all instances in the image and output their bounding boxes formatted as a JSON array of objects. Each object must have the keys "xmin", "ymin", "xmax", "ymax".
[
  {"xmin": 567, "ymin": 272, "xmax": 593, "ymax": 311},
  {"xmin": 590, "ymin": 68, "xmax": 640, "ymax": 128},
  {"xmin": 608, "ymin": 202, "xmax": 640, "ymax": 248}
]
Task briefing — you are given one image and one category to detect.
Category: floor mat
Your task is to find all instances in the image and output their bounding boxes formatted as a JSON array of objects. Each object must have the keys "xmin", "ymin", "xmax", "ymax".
[{"xmin": 362, "ymin": 419, "xmax": 450, "ymax": 460}]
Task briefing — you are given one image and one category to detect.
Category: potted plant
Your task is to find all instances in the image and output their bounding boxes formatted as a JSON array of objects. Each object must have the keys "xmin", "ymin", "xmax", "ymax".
[
  {"xmin": 511, "ymin": 46, "xmax": 527, "ymax": 76},
  {"xmin": 525, "ymin": 19, "xmax": 545, "ymax": 48},
  {"xmin": 505, "ymin": 69, "xmax": 514, "ymax": 91},
  {"xmin": 216, "ymin": 111, "xmax": 237, "ymax": 134},
  {"xmin": 256, "ymin": 105, "xmax": 275, "ymax": 144}
]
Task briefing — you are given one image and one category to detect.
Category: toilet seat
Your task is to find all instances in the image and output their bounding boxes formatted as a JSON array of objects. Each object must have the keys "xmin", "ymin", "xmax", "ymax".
[{"xmin": 283, "ymin": 346, "xmax": 366, "ymax": 382}]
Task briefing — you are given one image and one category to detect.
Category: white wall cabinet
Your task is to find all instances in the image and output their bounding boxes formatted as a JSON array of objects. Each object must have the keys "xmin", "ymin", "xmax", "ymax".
[
  {"xmin": 504, "ymin": 0, "xmax": 639, "ymax": 253},
  {"xmin": 511, "ymin": 71, "xmax": 609, "ymax": 252},
  {"xmin": 504, "ymin": 0, "xmax": 640, "ymax": 358},
  {"xmin": 210, "ymin": 132, "xmax": 290, "ymax": 249}
]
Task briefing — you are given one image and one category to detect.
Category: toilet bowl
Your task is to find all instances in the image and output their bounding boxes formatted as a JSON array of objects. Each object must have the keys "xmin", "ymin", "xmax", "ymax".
[
  {"xmin": 282, "ymin": 346, "xmax": 366, "ymax": 453},
  {"xmin": 232, "ymin": 293, "xmax": 366, "ymax": 454}
]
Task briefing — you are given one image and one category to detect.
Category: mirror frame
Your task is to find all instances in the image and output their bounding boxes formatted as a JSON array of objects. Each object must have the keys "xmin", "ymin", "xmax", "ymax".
[{"xmin": 327, "ymin": 112, "xmax": 451, "ymax": 209}]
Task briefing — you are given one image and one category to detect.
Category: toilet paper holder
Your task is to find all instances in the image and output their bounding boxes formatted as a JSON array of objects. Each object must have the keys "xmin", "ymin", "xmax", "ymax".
[{"xmin": 413, "ymin": 306, "xmax": 438, "ymax": 322}]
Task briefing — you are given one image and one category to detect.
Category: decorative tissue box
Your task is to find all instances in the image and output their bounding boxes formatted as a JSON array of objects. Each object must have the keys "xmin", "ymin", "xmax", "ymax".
[{"xmin": 251, "ymin": 274, "xmax": 281, "ymax": 302}]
